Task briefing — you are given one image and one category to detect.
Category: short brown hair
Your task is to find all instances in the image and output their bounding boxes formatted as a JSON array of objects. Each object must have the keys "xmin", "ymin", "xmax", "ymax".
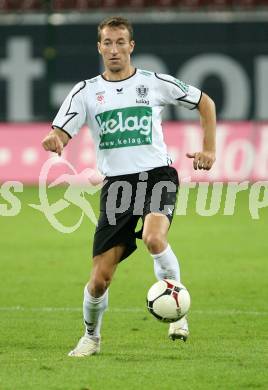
[{"xmin": 98, "ymin": 16, "xmax": 134, "ymax": 42}]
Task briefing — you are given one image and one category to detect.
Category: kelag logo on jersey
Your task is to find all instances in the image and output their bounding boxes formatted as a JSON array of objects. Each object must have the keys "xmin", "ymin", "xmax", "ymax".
[
  {"xmin": 136, "ymin": 85, "xmax": 150, "ymax": 105},
  {"xmin": 95, "ymin": 106, "xmax": 152, "ymax": 149}
]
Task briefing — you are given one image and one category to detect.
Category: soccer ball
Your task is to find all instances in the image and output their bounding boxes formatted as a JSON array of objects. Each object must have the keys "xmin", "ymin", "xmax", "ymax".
[{"xmin": 147, "ymin": 279, "xmax": 190, "ymax": 323}]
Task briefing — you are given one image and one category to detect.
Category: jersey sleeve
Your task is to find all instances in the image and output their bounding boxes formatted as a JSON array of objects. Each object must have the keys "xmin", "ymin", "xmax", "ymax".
[
  {"xmin": 52, "ymin": 81, "xmax": 87, "ymax": 138},
  {"xmin": 155, "ymin": 73, "xmax": 202, "ymax": 110}
]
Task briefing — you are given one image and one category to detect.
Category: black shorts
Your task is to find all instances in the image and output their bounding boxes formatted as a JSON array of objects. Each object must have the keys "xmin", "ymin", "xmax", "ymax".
[{"xmin": 93, "ymin": 166, "xmax": 179, "ymax": 261}]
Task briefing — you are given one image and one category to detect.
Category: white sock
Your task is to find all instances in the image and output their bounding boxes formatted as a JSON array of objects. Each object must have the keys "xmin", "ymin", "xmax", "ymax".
[
  {"xmin": 151, "ymin": 244, "xmax": 180, "ymax": 282},
  {"xmin": 83, "ymin": 285, "xmax": 108, "ymax": 339}
]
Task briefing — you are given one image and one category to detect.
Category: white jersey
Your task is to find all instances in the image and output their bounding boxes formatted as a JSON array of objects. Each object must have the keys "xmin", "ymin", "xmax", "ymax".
[{"xmin": 52, "ymin": 69, "xmax": 202, "ymax": 176}]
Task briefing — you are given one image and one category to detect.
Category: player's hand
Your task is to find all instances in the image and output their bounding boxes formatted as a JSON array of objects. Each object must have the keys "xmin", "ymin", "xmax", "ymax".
[
  {"xmin": 42, "ymin": 133, "xmax": 64, "ymax": 156},
  {"xmin": 186, "ymin": 151, "xmax": 215, "ymax": 170}
]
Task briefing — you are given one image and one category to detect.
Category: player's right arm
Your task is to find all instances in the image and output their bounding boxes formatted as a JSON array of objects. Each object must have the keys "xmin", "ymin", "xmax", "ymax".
[
  {"xmin": 42, "ymin": 127, "xmax": 70, "ymax": 156},
  {"xmin": 42, "ymin": 80, "xmax": 87, "ymax": 155}
]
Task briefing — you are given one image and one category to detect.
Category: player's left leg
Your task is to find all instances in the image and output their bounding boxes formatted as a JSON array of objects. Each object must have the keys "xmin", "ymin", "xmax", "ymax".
[
  {"xmin": 142, "ymin": 212, "xmax": 189, "ymax": 342},
  {"xmin": 142, "ymin": 212, "xmax": 180, "ymax": 281}
]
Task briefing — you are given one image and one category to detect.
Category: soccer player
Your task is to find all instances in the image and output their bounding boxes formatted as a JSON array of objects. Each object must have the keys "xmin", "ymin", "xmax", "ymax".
[{"xmin": 42, "ymin": 16, "xmax": 216, "ymax": 357}]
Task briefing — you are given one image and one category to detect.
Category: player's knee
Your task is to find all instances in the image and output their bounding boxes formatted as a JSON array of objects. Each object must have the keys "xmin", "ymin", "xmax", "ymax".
[
  {"xmin": 90, "ymin": 272, "xmax": 112, "ymax": 296},
  {"xmin": 143, "ymin": 232, "xmax": 166, "ymax": 254}
]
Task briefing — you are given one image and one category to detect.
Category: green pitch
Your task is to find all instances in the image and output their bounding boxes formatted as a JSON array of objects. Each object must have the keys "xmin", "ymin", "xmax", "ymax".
[{"xmin": 0, "ymin": 186, "xmax": 267, "ymax": 390}]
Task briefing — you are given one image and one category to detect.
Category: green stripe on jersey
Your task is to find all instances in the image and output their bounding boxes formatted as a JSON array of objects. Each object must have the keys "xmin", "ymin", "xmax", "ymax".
[{"xmin": 139, "ymin": 70, "xmax": 153, "ymax": 77}]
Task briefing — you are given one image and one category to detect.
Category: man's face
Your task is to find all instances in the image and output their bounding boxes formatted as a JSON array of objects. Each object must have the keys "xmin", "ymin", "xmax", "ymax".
[{"xmin": 98, "ymin": 26, "xmax": 135, "ymax": 73}]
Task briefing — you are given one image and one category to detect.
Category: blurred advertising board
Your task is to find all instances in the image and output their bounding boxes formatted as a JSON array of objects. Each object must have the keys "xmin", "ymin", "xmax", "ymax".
[{"xmin": 0, "ymin": 122, "xmax": 267, "ymax": 183}]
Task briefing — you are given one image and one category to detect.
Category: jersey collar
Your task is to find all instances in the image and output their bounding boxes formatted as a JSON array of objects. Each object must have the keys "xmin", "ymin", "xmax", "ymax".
[{"xmin": 101, "ymin": 68, "xmax": 137, "ymax": 82}]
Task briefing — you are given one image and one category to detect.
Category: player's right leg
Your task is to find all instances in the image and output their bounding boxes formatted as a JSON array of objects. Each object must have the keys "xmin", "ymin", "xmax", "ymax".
[
  {"xmin": 68, "ymin": 245, "xmax": 125, "ymax": 357},
  {"xmin": 68, "ymin": 171, "xmax": 140, "ymax": 357}
]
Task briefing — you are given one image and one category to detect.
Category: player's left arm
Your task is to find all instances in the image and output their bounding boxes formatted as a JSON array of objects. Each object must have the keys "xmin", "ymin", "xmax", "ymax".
[{"xmin": 186, "ymin": 92, "xmax": 216, "ymax": 170}]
